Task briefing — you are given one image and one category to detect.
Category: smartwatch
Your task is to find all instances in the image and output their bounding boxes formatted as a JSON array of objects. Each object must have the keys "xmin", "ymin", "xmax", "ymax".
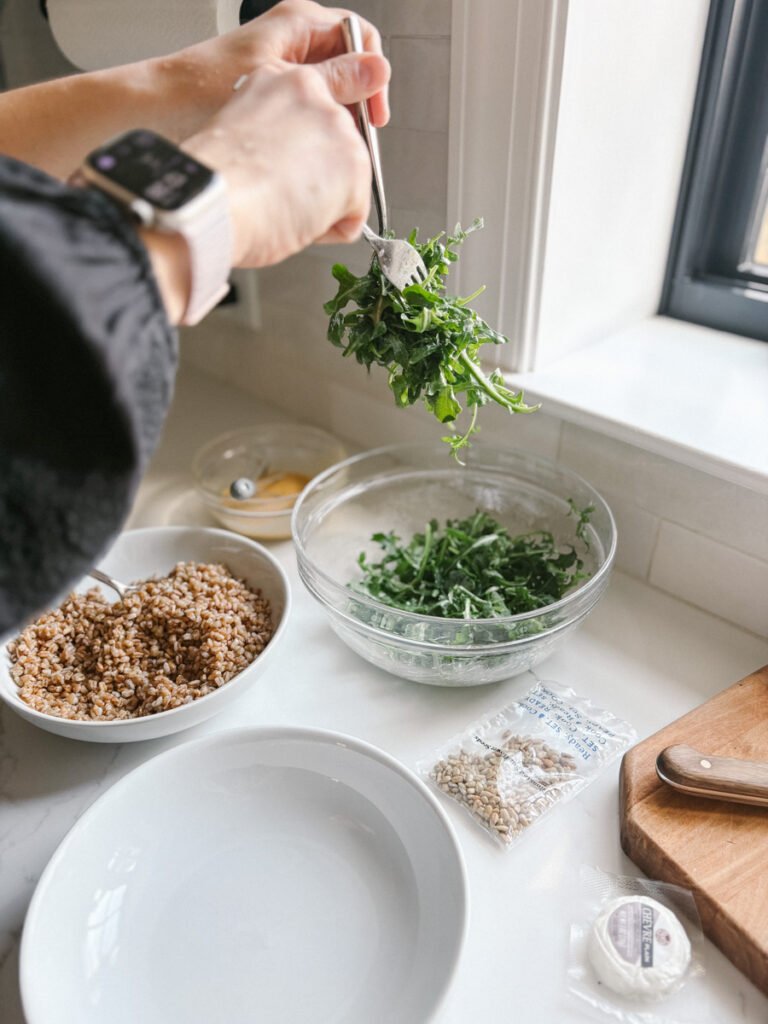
[{"xmin": 74, "ymin": 129, "xmax": 232, "ymax": 326}]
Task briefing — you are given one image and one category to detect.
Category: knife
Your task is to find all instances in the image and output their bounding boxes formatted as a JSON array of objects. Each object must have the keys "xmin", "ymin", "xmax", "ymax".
[{"xmin": 656, "ymin": 744, "xmax": 768, "ymax": 807}]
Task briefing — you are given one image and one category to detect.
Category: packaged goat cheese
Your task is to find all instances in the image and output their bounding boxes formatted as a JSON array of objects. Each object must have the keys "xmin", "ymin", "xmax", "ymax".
[{"xmin": 568, "ymin": 866, "xmax": 714, "ymax": 1024}]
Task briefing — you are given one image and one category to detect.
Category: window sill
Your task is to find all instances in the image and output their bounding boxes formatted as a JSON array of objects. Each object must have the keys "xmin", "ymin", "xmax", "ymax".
[{"xmin": 505, "ymin": 316, "xmax": 768, "ymax": 494}]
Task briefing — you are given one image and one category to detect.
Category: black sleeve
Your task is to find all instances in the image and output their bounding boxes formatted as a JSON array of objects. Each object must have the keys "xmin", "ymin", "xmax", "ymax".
[{"xmin": 0, "ymin": 156, "xmax": 178, "ymax": 636}]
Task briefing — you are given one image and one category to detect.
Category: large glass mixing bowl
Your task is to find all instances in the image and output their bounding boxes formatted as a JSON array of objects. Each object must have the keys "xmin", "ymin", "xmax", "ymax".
[{"xmin": 292, "ymin": 442, "xmax": 616, "ymax": 686}]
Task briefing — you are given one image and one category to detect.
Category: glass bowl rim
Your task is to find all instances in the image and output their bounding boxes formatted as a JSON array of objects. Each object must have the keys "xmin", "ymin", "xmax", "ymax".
[{"xmin": 292, "ymin": 439, "xmax": 617, "ymax": 630}]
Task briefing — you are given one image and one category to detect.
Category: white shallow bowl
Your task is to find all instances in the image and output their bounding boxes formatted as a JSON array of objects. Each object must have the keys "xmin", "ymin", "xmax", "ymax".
[
  {"xmin": 21, "ymin": 727, "xmax": 468, "ymax": 1024},
  {"xmin": 0, "ymin": 527, "xmax": 290, "ymax": 742}
]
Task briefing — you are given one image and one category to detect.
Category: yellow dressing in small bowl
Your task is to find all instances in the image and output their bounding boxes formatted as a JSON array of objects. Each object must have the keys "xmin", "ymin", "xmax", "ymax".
[
  {"xmin": 193, "ymin": 424, "xmax": 346, "ymax": 542},
  {"xmin": 214, "ymin": 471, "xmax": 311, "ymax": 538},
  {"xmin": 259, "ymin": 471, "xmax": 310, "ymax": 498}
]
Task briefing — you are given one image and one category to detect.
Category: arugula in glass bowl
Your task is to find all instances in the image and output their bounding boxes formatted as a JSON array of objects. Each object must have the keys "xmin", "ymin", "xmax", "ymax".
[{"xmin": 352, "ymin": 505, "xmax": 594, "ymax": 622}]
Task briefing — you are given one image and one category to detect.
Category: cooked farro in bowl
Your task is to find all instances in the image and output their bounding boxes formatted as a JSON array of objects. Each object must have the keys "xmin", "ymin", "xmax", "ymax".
[{"xmin": 0, "ymin": 527, "xmax": 290, "ymax": 742}]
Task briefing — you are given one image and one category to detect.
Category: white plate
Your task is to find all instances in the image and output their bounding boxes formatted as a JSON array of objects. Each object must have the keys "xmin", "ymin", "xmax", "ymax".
[{"xmin": 21, "ymin": 727, "xmax": 468, "ymax": 1024}]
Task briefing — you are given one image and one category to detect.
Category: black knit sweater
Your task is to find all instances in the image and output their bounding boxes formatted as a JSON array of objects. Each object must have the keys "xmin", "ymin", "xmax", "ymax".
[{"xmin": 0, "ymin": 157, "xmax": 177, "ymax": 637}]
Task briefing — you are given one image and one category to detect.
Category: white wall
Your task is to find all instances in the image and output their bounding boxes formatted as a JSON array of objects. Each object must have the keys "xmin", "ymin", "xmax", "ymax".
[
  {"xmin": 182, "ymin": 0, "xmax": 768, "ymax": 638},
  {"xmin": 535, "ymin": 0, "xmax": 709, "ymax": 365},
  {"xmin": 4, "ymin": 0, "xmax": 761, "ymax": 636}
]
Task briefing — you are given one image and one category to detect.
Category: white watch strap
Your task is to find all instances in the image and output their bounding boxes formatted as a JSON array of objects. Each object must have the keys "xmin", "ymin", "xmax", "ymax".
[{"xmin": 178, "ymin": 175, "xmax": 233, "ymax": 326}]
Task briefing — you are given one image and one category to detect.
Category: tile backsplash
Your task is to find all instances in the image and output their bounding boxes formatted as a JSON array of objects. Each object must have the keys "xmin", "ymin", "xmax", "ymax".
[
  {"xmin": 54, "ymin": 0, "xmax": 754, "ymax": 642},
  {"xmin": 5, "ymin": 1, "xmax": 761, "ymax": 632}
]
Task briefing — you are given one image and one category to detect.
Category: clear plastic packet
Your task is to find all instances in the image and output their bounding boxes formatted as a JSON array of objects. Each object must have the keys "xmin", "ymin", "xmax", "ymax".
[
  {"xmin": 418, "ymin": 680, "xmax": 636, "ymax": 848},
  {"xmin": 568, "ymin": 866, "xmax": 714, "ymax": 1024}
]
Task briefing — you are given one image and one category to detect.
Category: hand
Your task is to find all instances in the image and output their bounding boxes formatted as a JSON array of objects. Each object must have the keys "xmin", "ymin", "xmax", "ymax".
[
  {"xmin": 0, "ymin": 0, "xmax": 388, "ymax": 183},
  {"xmin": 182, "ymin": 51, "xmax": 389, "ymax": 267},
  {"xmin": 169, "ymin": 0, "xmax": 390, "ymax": 136}
]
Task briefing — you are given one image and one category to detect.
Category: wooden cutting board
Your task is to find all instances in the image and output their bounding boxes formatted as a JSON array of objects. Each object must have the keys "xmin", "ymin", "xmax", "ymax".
[{"xmin": 620, "ymin": 664, "xmax": 768, "ymax": 995}]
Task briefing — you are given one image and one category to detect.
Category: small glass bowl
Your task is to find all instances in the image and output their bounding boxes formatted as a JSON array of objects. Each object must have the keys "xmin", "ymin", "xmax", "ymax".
[
  {"xmin": 193, "ymin": 424, "xmax": 346, "ymax": 541},
  {"xmin": 292, "ymin": 442, "xmax": 617, "ymax": 686}
]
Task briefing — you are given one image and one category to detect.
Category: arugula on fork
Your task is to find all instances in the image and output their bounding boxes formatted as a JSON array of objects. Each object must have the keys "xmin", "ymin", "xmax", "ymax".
[{"xmin": 324, "ymin": 219, "xmax": 538, "ymax": 458}]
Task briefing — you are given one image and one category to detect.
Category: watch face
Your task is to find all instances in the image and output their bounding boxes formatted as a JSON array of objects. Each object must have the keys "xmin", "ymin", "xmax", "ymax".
[{"xmin": 86, "ymin": 130, "xmax": 214, "ymax": 211}]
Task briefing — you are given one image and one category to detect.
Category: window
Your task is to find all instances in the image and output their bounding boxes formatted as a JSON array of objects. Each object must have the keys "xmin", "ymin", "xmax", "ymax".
[{"xmin": 662, "ymin": 0, "xmax": 768, "ymax": 342}]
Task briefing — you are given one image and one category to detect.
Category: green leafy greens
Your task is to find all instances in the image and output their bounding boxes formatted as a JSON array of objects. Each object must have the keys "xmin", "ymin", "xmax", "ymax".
[
  {"xmin": 324, "ymin": 219, "xmax": 538, "ymax": 457},
  {"xmin": 351, "ymin": 508, "xmax": 593, "ymax": 620}
]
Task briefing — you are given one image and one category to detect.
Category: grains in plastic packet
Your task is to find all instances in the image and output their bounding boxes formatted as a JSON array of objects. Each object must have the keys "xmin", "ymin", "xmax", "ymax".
[{"xmin": 418, "ymin": 680, "xmax": 636, "ymax": 848}]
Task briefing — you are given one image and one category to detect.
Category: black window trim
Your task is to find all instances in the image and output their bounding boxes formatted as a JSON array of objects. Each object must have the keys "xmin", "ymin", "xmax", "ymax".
[{"xmin": 661, "ymin": 0, "xmax": 768, "ymax": 343}]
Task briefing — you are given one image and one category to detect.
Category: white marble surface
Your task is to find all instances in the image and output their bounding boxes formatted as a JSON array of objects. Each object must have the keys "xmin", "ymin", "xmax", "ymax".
[{"xmin": 2, "ymin": 366, "xmax": 768, "ymax": 1022}]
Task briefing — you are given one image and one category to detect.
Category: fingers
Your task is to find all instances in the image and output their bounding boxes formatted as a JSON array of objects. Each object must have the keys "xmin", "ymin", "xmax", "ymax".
[
  {"xmin": 330, "ymin": 108, "xmax": 372, "ymax": 242},
  {"xmin": 365, "ymin": 89, "xmax": 388, "ymax": 129},
  {"xmin": 264, "ymin": 1, "xmax": 384, "ymax": 61},
  {"xmin": 231, "ymin": 62, "xmax": 373, "ymax": 257},
  {"xmin": 315, "ymin": 52, "xmax": 390, "ymax": 108},
  {"xmin": 254, "ymin": 0, "xmax": 390, "ymax": 124},
  {"xmin": 315, "ymin": 215, "xmax": 368, "ymax": 247}
]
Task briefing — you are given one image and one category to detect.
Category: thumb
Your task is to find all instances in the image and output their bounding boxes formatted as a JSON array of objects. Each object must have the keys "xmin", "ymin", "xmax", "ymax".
[{"xmin": 316, "ymin": 52, "xmax": 390, "ymax": 109}]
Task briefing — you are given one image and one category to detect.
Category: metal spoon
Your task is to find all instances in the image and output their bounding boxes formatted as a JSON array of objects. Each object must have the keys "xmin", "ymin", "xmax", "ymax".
[
  {"xmin": 230, "ymin": 477, "xmax": 257, "ymax": 500},
  {"xmin": 88, "ymin": 568, "xmax": 139, "ymax": 602}
]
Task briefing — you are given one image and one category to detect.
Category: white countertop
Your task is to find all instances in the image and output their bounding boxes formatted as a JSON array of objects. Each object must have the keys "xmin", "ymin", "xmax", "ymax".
[{"xmin": 2, "ymin": 366, "xmax": 767, "ymax": 1022}]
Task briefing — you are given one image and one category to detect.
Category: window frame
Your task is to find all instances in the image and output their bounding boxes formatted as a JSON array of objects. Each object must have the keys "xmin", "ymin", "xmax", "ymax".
[
  {"xmin": 446, "ymin": 0, "xmax": 768, "ymax": 491},
  {"xmin": 661, "ymin": 0, "xmax": 768, "ymax": 342}
]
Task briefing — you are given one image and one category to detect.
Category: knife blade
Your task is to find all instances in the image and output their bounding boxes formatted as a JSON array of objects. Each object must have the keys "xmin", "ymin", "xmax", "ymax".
[{"xmin": 656, "ymin": 744, "xmax": 768, "ymax": 807}]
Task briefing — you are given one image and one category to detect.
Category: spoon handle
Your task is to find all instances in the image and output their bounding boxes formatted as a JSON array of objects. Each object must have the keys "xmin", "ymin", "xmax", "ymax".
[{"xmin": 88, "ymin": 568, "xmax": 129, "ymax": 601}]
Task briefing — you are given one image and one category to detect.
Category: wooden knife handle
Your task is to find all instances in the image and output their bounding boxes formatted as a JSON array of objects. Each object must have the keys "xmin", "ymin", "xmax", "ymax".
[{"xmin": 656, "ymin": 744, "xmax": 768, "ymax": 807}]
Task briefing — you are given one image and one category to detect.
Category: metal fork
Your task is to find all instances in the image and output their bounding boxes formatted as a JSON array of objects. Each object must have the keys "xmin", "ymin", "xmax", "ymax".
[{"xmin": 341, "ymin": 15, "xmax": 428, "ymax": 292}]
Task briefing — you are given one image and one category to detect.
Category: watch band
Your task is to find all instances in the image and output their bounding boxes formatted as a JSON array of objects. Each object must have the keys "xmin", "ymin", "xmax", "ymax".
[
  {"xmin": 70, "ymin": 132, "xmax": 233, "ymax": 327},
  {"xmin": 177, "ymin": 175, "xmax": 232, "ymax": 327}
]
